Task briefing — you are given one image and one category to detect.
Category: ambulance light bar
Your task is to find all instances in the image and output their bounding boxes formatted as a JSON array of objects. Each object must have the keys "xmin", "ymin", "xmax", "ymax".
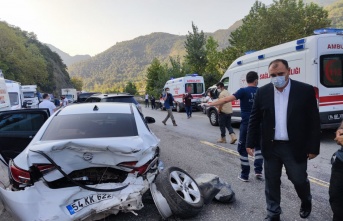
[
  {"xmin": 185, "ymin": 73, "xmax": 198, "ymax": 77},
  {"xmin": 296, "ymin": 39, "xmax": 305, "ymax": 45},
  {"xmin": 314, "ymin": 28, "xmax": 343, "ymax": 35},
  {"xmin": 258, "ymin": 54, "xmax": 265, "ymax": 60},
  {"xmin": 296, "ymin": 45, "xmax": 304, "ymax": 51}
]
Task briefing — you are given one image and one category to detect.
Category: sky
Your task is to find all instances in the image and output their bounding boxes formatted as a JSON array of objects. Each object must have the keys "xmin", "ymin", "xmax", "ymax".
[{"xmin": 0, "ymin": 0, "xmax": 274, "ymax": 56}]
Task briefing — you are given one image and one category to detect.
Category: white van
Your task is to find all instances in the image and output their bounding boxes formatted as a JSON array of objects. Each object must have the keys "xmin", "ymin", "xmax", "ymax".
[
  {"xmin": 61, "ymin": 88, "xmax": 77, "ymax": 103},
  {"xmin": 0, "ymin": 70, "xmax": 11, "ymax": 111},
  {"xmin": 22, "ymin": 85, "xmax": 39, "ymax": 108},
  {"xmin": 6, "ymin": 80, "xmax": 24, "ymax": 110},
  {"xmin": 160, "ymin": 74, "xmax": 205, "ymax": 112},
  {"xmin": 221, "ymin": 28, "xmax": 343, "ymax": 129}
]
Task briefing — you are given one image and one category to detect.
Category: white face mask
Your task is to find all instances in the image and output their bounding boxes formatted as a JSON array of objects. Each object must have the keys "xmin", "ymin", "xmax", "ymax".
[
  {"xmin": 217, "ymin": 88, "xmax": 222, "ymax": 93},
  {"xmin": 166, "ymin": 90, "xmax": 169, "ymax": 93},
  {"xmin": 271, "ymin": 76, "xmax": 287, "ymax": 88}
]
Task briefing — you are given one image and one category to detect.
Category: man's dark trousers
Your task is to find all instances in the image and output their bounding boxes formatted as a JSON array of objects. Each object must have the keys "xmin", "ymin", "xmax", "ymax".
[
  {"xmin": 238, "ymin": 119, "xmax": 263, "ymax": 180},
  {"xmin": 218, "ymin": 113, "xmax": 234, "ymax": 137},
  {"xmin": 265, "ymin": 142, "xmax": 311, "ymax": 217}
]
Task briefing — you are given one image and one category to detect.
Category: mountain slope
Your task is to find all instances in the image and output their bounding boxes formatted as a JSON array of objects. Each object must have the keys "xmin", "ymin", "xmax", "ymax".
[
  {"xmin": 68, "ymin": 21, "xmax": 240, "ymax": 91},
  {"xmin": 46, "ymin": 44, "xmax": 91, "ymax": 66},
  {"xmin": 0, "ymin": 21, "xmax": 72, "ymax": 94}
]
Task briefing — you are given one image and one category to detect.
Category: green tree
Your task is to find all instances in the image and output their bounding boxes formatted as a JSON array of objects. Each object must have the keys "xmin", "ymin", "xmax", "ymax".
[
  {"xmin": 229, "ymin": 0, "xmax": 331, "ymax": 54},
  {"xmin": 71, "ymin": 77, "xmax": 83, "ymax": 91},
  {"xmin": 184, "ymin": 22, "xmax": 207, "ymax": 75},
  {"xmin": 124, "ymin": 81, "xmax": 137, "ymax": 95},
  {"xmin": 145, "ymin": 58, "xmax": 168, "ymax": 97},
  {"xmin": 203, "ymin": 36, "xmax": 222, "ymax": 87}
]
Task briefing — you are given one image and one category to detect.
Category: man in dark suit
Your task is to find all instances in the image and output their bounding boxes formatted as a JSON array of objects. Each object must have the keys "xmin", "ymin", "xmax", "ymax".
[{"xmin": 246, "ymin": 59, "xmax": 321, "ymax": 221}]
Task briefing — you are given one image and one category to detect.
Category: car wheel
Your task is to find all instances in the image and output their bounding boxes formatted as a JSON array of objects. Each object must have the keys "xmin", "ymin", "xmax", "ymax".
[
  {"xmin": 209, "ymin": 110, "xmax": 218, "ymax": 126},
  {"xmin": 176, "ymin": 104, "xmax": 181, "ymax": 112},
  {"xmin": 155, "ymin": 167, "xmax": 204, "ymax": 218}
]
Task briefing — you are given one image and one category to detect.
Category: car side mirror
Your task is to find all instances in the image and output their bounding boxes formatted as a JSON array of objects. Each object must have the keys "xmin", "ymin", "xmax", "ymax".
[{"xmin": 145, "ymin": 116, "xmax": 155, "ymax": 124}]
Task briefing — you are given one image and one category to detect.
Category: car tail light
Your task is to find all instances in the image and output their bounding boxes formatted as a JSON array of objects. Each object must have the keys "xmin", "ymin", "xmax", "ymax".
[
  {"xmin": 10, "ymin": 161, "xmax": 31, "ymax": 185},
  {"xmin": 35, "ymin": 164, "xmax": 56, "ymax": 175},
  {"xmin": 118, "ymin": 161, "xmax": 149, "ymax": 175}
]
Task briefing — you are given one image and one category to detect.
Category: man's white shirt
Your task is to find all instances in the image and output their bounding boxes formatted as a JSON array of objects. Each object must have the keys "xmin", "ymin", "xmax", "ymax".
[
  {"xmin": 39, "ymin": 99, "xmax": 56, "ymax": 116},
  {"xmin": 274, "ymin": 80, "xmax": 291, "ymax": 140}
]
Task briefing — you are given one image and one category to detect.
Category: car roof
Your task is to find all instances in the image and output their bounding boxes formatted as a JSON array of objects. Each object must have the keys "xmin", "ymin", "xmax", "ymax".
[
  {"xmin": 58, "ymin": 103, "xmax": 134, "ymax": 115},
  {"xmin": 88, "ymin": 93, "xmax": 133, "ymax": 99}
]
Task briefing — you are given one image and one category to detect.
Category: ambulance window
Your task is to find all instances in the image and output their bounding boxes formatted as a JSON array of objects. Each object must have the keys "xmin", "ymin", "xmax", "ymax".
[
  {"xmin": 320, "ymin": 55, "xmax": 343, "ymax": 87},
  {"xmin": 221, "ymin": 78, "xmax": 229, "ymax": 90},
  {"xmin": 185, "ymin": 83, "xmax": 204, "ymax": 94}
]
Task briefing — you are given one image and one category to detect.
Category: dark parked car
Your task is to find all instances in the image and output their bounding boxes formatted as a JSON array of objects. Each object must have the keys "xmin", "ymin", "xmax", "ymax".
[
  {"xmin": 85, "ymin": 93, "xmax": 142, "ymax": 113},
  {"xmin": 77, "ymin": 92, "xmax": 100, "ymax": 103}
]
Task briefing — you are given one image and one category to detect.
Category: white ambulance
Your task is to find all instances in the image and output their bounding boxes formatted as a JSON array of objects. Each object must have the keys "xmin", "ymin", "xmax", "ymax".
[
  {"xmin": 0, "ymin": 70, "xmax": 11, "ymax": 112},
  {"xmin": 220, "ymin": 28, "xmax": 343, "ymax": 129},
  {"xmin": 160, "ymin": 74, "xmax": 205, "ymax": 112}
]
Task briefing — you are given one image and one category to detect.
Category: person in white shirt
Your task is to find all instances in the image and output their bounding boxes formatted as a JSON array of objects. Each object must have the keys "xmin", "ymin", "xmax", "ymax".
[
  {"xmin": 39, "ymin": 93, "xmax": 57, "ymax": 116},
  {"xmin": 60, "ymin": 96, "xmax": 68, "ymax": 107}
]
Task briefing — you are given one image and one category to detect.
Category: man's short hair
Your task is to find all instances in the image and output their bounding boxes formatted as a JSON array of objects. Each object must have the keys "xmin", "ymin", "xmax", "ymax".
[
  {"xmin": 268, "ymin": 59, "xmax": 289, "ymax": 69},
  {"xmin": 246, "ymin": 71, "xmax": 258, "ymax": 83},
  {"xmin": 216, "ymin": 82, "xmax": 224, "ymax": 88},
  {"xmin": 43, "ymin": 93, "xmax": 49, "ymax": 99}
]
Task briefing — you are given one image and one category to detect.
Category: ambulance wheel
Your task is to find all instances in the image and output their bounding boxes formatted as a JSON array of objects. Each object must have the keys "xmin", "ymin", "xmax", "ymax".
[
  {"xmin": 209, "ymin": 110, "xmax": 218, "ymax": 126},
  {"xmin": 155, "ymin": 167, "xmax": 204, "ymax": 218}
]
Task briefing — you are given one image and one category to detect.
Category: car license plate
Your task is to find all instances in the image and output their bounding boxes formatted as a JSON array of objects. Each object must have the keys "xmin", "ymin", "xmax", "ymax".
[{"xmin": 66, "ymin": 193, "xmax": 113, "ymax": 215}]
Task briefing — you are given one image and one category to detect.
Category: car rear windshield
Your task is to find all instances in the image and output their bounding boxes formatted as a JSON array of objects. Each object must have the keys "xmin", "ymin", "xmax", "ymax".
[
  {"xmin": 102, "ymin": 96, "xmax": 138, "ymax": 104},
  {"xmin": 41, "ymin": 113, "xmax": 138, "ymax": 140}
]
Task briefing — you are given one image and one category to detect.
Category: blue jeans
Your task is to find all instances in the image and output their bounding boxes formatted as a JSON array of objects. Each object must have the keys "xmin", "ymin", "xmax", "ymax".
[
  {"xmin": 238, "ymin": 120, "xmax": 263, "ymax": 179},
  {"xmin": 185, "ymin": 106, "xmax": 192, "ymax": 117},
  {"xmin": 218, "ymin": 113, "xmax": 234, "ymax": 137}
]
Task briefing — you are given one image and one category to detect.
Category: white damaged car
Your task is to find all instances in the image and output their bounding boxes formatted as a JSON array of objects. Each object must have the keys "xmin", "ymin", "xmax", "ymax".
[{"xmin": 0, "ymin": 103, "xmax": 204, "ymax": 220}]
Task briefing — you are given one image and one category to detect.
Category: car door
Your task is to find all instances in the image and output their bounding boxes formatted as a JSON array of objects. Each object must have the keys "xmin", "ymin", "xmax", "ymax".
[{"xmin": 0, "ymin": 109, "xmax": 50, "ymax": 162}]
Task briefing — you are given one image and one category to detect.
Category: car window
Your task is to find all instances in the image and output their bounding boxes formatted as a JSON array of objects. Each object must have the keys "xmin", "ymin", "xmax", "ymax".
[
  {"xmin": 41, "ymin": 113, "xmax": 138, "ymax": 140},
  {"xmin": 8, "ymin": 92, "xmax": 19, "ymax": 106},
  {"xmin": 102, "ymin": 97, "xmax": 138, "ymax": 104},
  {"xmin": 0, "ymin": 113, "xmax": 46, "ymax": 132},
  {"xmin": 85, "ymin": 97, "xmax": 101, "ymax": 103}
]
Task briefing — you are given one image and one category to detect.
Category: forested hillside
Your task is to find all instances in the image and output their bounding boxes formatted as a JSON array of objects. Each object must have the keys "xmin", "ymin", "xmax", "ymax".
[
  {"xmin": 326, "ymin": 0, "xmax": 343, "ymax": 28},
  {"xmin": 0, "ymin": 21, "xmax": 72, "ymax": 94},
  {"xmin": 68, "ymin": 21, "xmax": 240, "ymax": 92}
]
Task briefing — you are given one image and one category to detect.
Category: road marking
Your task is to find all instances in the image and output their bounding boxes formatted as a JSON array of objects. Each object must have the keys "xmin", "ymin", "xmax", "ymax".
[{"xmin": 200, "ymin": 140, "xmax": 330, "ymax": 188}]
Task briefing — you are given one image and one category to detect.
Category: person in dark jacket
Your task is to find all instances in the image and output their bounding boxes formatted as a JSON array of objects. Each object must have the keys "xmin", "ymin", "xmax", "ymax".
[
  {"xmin": 150, "ymin": 95, "xmax": 156, "ymax": 110},
  {"xmin": 183, "ymin": 92, "xmax": 193, "ymax": 118},
  {"xmin": 246, "ymin": 59, "xmax": 320, "ymax": 221},
  {"xmin": 330, "ymin": 120, "xmax": 343, "ymax": 221}
]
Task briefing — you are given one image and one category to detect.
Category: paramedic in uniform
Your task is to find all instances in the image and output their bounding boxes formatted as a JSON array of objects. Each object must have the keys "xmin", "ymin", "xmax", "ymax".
[
  {"xmin": 215, "ymin": 82, "xmax": 237, "ymax": 144},
  {"xmin": 246, "ymin": 59, "xmax": 320, "ymax": 221},
  {"xmin": 203, "ymin": 71, "xmax": 263, "ymax": 182}
]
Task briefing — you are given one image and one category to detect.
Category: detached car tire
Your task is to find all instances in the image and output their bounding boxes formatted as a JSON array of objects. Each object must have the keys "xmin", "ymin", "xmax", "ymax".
[{"xmin": 155, "ymin": 167, "xmax": 204, "ymax": 218}]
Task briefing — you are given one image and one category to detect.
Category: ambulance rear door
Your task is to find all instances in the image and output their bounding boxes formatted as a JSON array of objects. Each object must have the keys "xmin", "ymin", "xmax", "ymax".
[{"xmin": 317, "ymin": 34, "xmax": 343, "ymax": 128}]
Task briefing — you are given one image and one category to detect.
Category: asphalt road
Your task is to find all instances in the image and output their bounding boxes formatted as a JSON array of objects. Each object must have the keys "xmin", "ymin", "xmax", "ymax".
[{"xmin": 0, "ymin": 107, "xmax": 338, "ymax": 221}]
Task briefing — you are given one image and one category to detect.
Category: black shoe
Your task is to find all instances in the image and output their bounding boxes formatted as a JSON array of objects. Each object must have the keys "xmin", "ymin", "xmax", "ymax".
[
  {"xmin": 264, "ymin": 215, "xmax": 280, "ymax": 221},
  {"xmin": 299, "ymin": 200, "xmax": 312, "ymax": 218}
]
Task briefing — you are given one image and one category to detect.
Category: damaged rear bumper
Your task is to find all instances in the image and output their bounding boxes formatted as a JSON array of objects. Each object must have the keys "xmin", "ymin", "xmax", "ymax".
[{"xmin": 0, "ymin": 174, "xmax": 149, "ymax": 221}]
